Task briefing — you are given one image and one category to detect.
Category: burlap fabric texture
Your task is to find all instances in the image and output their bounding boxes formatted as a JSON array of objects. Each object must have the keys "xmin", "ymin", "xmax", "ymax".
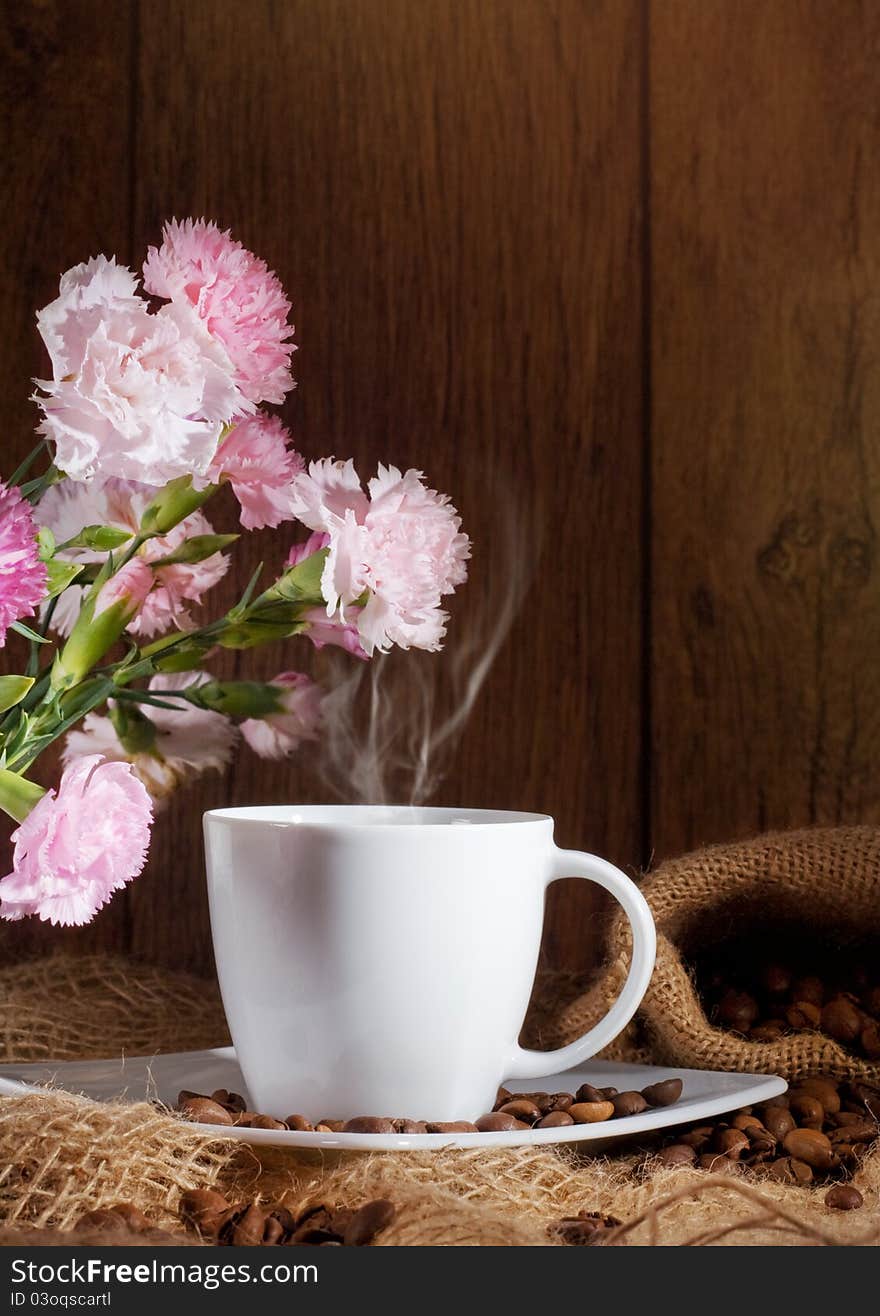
[
  {"xmin": 545, "ymin": 826, "xmax": 880, "ymax": 1086},
  {"xmin": 0, "ymin": 828, "xmax": 879, "ymax": 1246}
]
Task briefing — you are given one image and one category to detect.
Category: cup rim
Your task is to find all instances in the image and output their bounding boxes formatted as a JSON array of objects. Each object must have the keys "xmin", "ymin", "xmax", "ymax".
[{"xmin": 203, "ymin": 804, "xmax": 552, "ymax": 829}]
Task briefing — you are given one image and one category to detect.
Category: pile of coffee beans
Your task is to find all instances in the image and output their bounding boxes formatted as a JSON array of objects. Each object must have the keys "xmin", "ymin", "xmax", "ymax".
[
  {"xmin": 179, "ymin": 1189, "xmax": 395, "ymax": 1246},
  {"xmin": 174, "ymin": 1076, "xmax": 684, "ymax": 1133},
  {"xmin": 652, "ymin": 1074, "xmax": 877, "ymax": 1209},
  {"xmin": 549, "ymin": 1211, "xmax": 622, "ymax": 1245},
  {"xmin": 75, "ymin": 1193, "xmax": 396, "ymax": 1246},
  {"xmin": 695, "ymin": 938, "xmax": 880, "ymax": 1059}
]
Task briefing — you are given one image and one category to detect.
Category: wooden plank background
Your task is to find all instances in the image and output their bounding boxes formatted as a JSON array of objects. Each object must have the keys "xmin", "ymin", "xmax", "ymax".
[{"xmin": 2, "ymin": 0, "xmax": 879, "ymax": 977}]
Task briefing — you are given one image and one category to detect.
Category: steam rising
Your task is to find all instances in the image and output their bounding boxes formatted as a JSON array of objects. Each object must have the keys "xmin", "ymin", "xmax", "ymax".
[{"xmin": 316, "ymin": 497, "xmax": 532, "ymax": 805}]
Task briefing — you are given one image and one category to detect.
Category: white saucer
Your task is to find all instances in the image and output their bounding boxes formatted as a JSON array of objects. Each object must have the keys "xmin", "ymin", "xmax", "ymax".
[{"xmin": 0, "ymin": 1048, "xmax": 786, "ymax": 1152}]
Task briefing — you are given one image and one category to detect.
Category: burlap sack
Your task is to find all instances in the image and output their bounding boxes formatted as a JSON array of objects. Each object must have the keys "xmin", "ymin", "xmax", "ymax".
[{"xmin": 551, "ymin": 826, "xmax": 880, "ymax": 1083}]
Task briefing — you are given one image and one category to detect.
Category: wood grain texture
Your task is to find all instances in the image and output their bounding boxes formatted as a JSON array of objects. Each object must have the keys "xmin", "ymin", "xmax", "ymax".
[
  {"xmin": 0, "ymin": 0, "xmax": 135, "ymax": 958},
  {"xmin": 650, "ymin": 0, "xmax": 880, "ymax": 857},
  {"xmin": 0, "ymin": 0, "xmax": 645, "ymax": 971}
]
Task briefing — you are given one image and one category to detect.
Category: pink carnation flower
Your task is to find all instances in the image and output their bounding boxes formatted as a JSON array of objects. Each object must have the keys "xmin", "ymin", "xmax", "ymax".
[
  {"xmin": 241, "ymin": 672, "xmax": 323, "ymax": 760},
  {"xmin": 93, "ymin": 558, "xmax": 153, "ymax": 621},
  {"xmin": 0, "ymin": 480, "xmax": 46, "ymax": 647},
  {"xmin": 63, "ymin": 672, "xmax": 238, "ymax": 806},
  {"xmin": 34, "ymin": 255, "xmax": 245, "ymax": 485},
  {"xmin": 143, "ymin": 220, "xmax": 295, "ymax": 407},
  {"xmin": 0, "ymin": 756, "xmax": 152, "ymax": 926},
  {"xmin": 286, "ymin": 533, "xmax": 367, "ymax": 658},
  {"xmin": 39, "ymin": 479, "xmax": 229, "ymax": 639},
  {"xmin": 290, "ymin": 460, "xmax": 471, "ymax": 654},
  {"xmin": 209, "ymin": 412, "xmax": 304, "ymax": 530}
]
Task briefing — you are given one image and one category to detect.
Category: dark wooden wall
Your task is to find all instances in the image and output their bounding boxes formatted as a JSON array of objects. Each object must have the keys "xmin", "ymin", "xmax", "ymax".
[{"xmin": 2, "ymin": 0, "xmax": 879, "ymax": 977}]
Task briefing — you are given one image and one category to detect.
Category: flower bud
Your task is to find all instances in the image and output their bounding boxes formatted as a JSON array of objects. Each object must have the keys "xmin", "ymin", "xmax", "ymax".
[
  {"xmin": 139, "ymin": 476, "xmax": 219, "ymax": 537},
  {"xmin": 52, "ymin": 560, "xmax": 153, "ymax": 690}
]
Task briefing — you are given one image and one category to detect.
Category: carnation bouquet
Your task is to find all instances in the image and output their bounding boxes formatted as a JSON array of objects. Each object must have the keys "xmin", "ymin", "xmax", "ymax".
[{"xmin": 0, "ymin": 220, "xmax": 470, "ymax": 927}]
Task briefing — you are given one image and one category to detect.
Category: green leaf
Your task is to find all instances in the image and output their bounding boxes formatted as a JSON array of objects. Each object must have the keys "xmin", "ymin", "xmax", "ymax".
[
  {"xmin": 44, "ymin": 559, "xmax": 84, "ymax": 600},
  {"xmin": 0, "ymin": 676, "xmax": 35, "ymax": 715},
  {"xmin": 149, "ymin": 533, "xmax": 239, "ymax": 567},
  {"xmin": 10, "ymin": 621, "xmax": 51, "ymax": 645},
  {"xmin": 230, "ymin": 561, "xmax": 264, "ymax": 616}
]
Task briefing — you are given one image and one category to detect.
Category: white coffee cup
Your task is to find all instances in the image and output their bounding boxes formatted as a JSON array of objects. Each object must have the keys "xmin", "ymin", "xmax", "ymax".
[{"xmin": 203, "ymin": 805, "xmax": 656, "ymax": 1122}]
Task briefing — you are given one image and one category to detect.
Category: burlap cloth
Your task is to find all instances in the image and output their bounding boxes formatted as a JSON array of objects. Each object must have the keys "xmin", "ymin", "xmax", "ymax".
[{"xmin": 2, "ymin": 827, "xmax": 880, "ymax": 1246}]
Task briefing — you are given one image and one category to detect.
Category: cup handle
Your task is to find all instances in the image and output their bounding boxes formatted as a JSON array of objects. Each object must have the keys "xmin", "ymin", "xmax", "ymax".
[{"xmin": 506, "ymin": 848, "xmax": 656, "ymax": 1080}]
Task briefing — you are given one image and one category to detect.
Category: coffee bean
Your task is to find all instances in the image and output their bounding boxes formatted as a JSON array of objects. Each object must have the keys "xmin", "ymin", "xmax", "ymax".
[
  {"xmin": 597, "ymin": 1087, "xmax": 619, "ymax": 1099},
  {"xmin": 493, "ymin": 1087, "xmax": 513, "ymax": 1110},
  {"xmin": 658, "ymin": 1143, "xmax": 697, "ymax": 1166},
  {"xmin": 641, "ymin": 1078, "xmax": 683, "ymax": 1107},
  {"xmin": 575, "ymin": 1083, "xmax": 607, "ymax": 1104},
  {"xmin": 783, "ymin": 1127, "xmax": 837, "ymax": 1170},
  {"xmin": 231, "ymin": 1204, "xmax": 268, "ymax": 1247},
  {"xmin": 317, "ymin": 1119, "xmax": 346, "ymax": 1132},
  {"xmin": 825, "ymin": 1185, "xmax": 863, "ymax": 1211},
  {"xmin": 106, "ymin": 1202, "xmax": 151, "ymax": 1232},
  {"xmin": 732, "ymin": 1113, "xmax": 766, "ymax": 1134},
  {"xmin": 789, "ymin": 1094, "xmax": 824, "ymax": 1129},
  {"xmin": 285, "ymin": 1115, "xmax": 313, "ymax": 1131},
  {"xmin": 679, "ymin": 1125, "xmax": 714, "ymax": 1148},
  {"xmin": 211, "ymin": 1088, "xmax": 247, "ymax": 1113},
  {"xmin": 828, "ymin": 1118, "xmax": 877, "ymax": 1145},
  {"xmin": 821, "ymin": 997, "xmax": 863, "ymax": 1045},
  {"xmin": 262, "ymin": 1216, "xmax": 286, "ymax": 1245},
  {"xmin": 474, "ymin": 1112, "xmax": 529, "ymax": 1132},
  {"xmin": 534, "ymin": 1111, "xmax": 575, "ymax": 1129},
  {"xmin": 792, "ymin": 976, "xmax": 825, "ymax": 1007},
  {"xmin": 251, "ymin": 1115, "xmax": 287, "ymax": 1131},
  {"xmin": 393, "ymin": 1119, "xmax": 429, "ymax": 1134},
  {"xmin": 272, "ymin": 1207, "xmax": 297, "ymax": 1234},
  {"xmin": 552, "ymin": 1212, "xmax": 620, "ymax": 1245},
  {"xmin": 178, "ymin": 1096, "xmax": 234, "ymax": 1126},
  {"xmin": 791, "ymin": 1078, "xmax": 841, "ymax": 1114},
  {"xmin": 610, "ymin": 1091, "xmax": 648, "ymax": 1118},
  {"xmin": 762, "ymin": 964, "xmax": 793, "ymax": 995},
  {"xmin": 718, "ymin": 989, "xmax": 759, "ymax": 1032},
  {"xmin": 549, "ymin": 1093, "xmax": 575, "ymax": 1111},
  {"xmin": 74, "ymin": 1209, "xmax": 128, "ymax": 1233},
  {"xmin": 426, "ymin": 1120, "xmax": 480, "ymax": 1133},
  {"xmin": 762, "ymin": 1106, "xmax": 795, "ymax": 1141},
  {"xmin": 698, "ymin": 1153, "xmax": 741, "ymax": 1174},
  {"xmin": 343, "ymin": 1199, "xmax": 396, "ymax": 1245},
  {"xmin": 287, "ymin": 1205, "xmax": 339, "ymax": 1245},
  {"xmin": 750, "ymin": 1021, "xmax": 786, "ymax": 1042},
  {"xmin": 765, "ymin": 1156, "xmax": 813, "ymax": 1185},
  {"xmin": 510, "ymin": 1091, "xmax": 554, "ymax": 1112},
  {"xmin": 179, "ymin": 1188, "xmax": 231, "ymax": 1235},
  {"xmin": 715, "ymin": 1128, "xmax": 750, "ymax": 1160},
  {"xmin": 759, "ymin": 1094, "xmax": 791, "ymax": 1109},
  {"xmin": 785, "ymin": 1001, "xmax": 822, "ymax": 1031},
  {"xmin": 342, "ymin": 1116, "xmax": 395, "ymax": 1134},
  {"xmin": 569, "ymin": 1101, "xmax": 615, "ymax": 1124},
  {"xmin": 861, "ymin": 1022, "xmax": 880, "ymax": 1059},
  {"xmin": 498, "ymin": 1099, "xmax": 542, "ymax": 1123}
]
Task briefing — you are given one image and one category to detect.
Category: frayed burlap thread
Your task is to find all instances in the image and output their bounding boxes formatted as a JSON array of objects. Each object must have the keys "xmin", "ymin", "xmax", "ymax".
[
  {"xmin": 0, "ymin": 1090, "xmax": 237, "ymax": 1231},
  {"xmin": 556, "ymin": 826, "xmax": 880, "ymax": 1084}
]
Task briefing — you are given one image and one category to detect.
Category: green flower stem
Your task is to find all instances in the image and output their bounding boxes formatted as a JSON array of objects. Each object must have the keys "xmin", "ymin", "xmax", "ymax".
[{"xmin": 0, "ymin": 769, "xmax": 46, "ymax": 823}]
